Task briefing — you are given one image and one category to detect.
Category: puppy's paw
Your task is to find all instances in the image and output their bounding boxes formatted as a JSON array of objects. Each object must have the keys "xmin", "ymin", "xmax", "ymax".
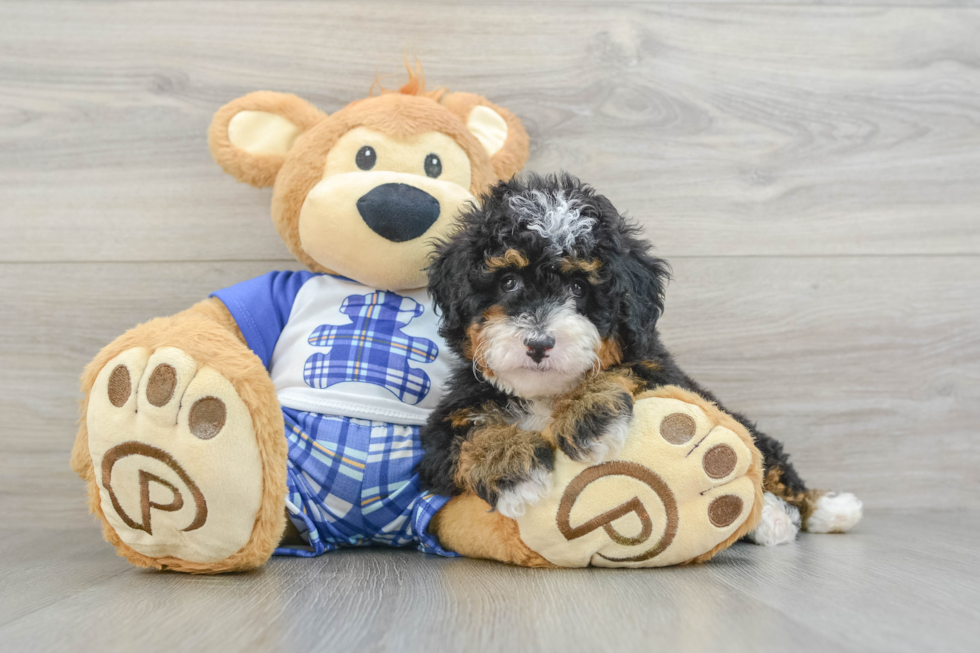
[
  {"xmin": 746, "ymin": 492, "xmax": 800, "ymax": 546},
  {"xmin": 553, "ymin": 389, "xmax": 633, "ymax": 465},
  {"xmin": 458, "ymin": 426, "xmax": 555, "ymax": 516},
  {"xmin": 806, "ymin": 491, "xmax": 863, "ymax": 533},
  {"xmin": 496, "ymin": 468, "xmax": 553, "ymax": 519}
]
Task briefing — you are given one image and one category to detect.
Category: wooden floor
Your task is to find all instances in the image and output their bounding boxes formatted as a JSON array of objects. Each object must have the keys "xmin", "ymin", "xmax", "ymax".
[
  {"xmin": 1, "ymin": 1, "xmax": 978, "ymax": 651},
  {"xmin": 0, "ymin": 512, "xmax": 978, "ymax": 653}
]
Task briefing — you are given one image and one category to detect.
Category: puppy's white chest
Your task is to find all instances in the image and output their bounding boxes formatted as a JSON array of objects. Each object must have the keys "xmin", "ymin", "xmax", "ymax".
[{"xmin": 517, "ymin": 399, "xmax": 554, "ymax": 431}]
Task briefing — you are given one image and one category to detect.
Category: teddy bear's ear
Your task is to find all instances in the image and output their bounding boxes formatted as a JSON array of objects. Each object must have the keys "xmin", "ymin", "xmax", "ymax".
[
  {"xmin": 440, "ymin": 92, "xmax": 530, "ymax": 181},
  {"xmin": 208, "ymin": 91, "xmax": 327, "ymax": 188}
]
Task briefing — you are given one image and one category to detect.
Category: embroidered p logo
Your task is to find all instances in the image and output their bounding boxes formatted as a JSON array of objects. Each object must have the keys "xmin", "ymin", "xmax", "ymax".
[
  {"xmin": 100, "ymin": 441, "xmax": 208, "ymax": 535},
  {"xmin": 557, "ymin": 461, "xmax": 679, "ymax": 563},
  {"xmin": 304, "ymin": 291, "xmax": 439, "ymax": 404}
]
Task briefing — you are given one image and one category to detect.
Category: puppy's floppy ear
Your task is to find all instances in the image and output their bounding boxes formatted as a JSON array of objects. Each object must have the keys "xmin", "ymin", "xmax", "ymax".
[
  {"xmin": 440, "ymin": 92, "xmax": 530, "ymax": 181},
  {"xmin": 427, "ymin": 228, "xmax": 482, "ymax": 351},
  {"xmin": 608, "ymin": 225, "xmax": 672, "ymax": 356},
  {"xmin": 209, "ymin": 91, "xmax": 327, "ymax": 188}
]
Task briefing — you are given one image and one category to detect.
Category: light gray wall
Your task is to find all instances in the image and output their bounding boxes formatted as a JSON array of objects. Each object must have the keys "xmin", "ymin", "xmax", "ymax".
[{"xmin": 1, "ymin": 1, "xmax": 978, "ymax": 530}]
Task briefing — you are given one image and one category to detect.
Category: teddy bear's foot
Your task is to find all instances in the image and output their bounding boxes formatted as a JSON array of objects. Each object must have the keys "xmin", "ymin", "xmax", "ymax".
[
  {"xmin": 85, "ymin": 345, "xmax": 284, "ymax": 572},
  {"xmin": 515, "ymin": 387, "xmax": 764, "ymax": 568}
]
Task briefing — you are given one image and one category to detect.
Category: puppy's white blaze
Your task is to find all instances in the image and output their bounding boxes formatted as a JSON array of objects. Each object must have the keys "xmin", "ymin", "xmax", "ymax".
[
  {"xmin": 747, "ymin": 492, "xmax": 801, "ymax": 546},
  {"xmin": 577, "ymin": 414, "xmax": 631, "ymax": 465},
  {"xmin": 508, "ymin": 189, "xmax": 596, "ymax": 254},
  {"xmin": 482, "ymin": 303, "xmax": 600, "ymax": 399},
  {"xmin": 806, "ymin": 492, "xmax": 863, "ymax": 533},
  {"xmin": 495, "ymin": 468, "xmax": 553, "ymax": 519}
]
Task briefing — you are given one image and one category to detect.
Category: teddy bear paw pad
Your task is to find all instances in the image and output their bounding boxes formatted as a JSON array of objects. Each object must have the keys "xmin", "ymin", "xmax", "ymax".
[
  {"xmin": 515, "ymin": 395, "xmax": 760, "ymax": 568},
  {"xmin": 86, "ymin": 347, "xmax": 264, "ymax": 563}
]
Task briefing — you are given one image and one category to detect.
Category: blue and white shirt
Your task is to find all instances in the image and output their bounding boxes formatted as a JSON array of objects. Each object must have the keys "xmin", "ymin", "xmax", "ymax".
[
  {"xmin": 212, "ymin": 271, "xmax": 458, "ymax": 557},
  {"xmin": 212, "ymin": 271, "xmax": 452, "ymax": 426}
]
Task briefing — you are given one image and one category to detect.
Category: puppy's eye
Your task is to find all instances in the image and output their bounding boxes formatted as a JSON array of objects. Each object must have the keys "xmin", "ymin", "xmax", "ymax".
[
  {"xmin": 424, "ymin": 153, "xmax": 442, "ymax": 178},
  {"xmin": 356, "ymin": 146, "xmax": 376, "ymax": 170},
  {"xmin": 500, "ymin": 274, "xmax": 522, "ymax": 293},
  {"xmin": 569, "ymin": 280, "xmax": 588, "ymax": 298}
]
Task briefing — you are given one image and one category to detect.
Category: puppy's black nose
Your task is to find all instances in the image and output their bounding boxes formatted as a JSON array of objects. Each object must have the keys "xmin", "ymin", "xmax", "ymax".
[
  {"xmin": 524, "ymin": 334, "xmax": 556, "ymax": 364},
  {"xmin": 357, "ymin": 183, "xmax": 441, "ymax": 242}
]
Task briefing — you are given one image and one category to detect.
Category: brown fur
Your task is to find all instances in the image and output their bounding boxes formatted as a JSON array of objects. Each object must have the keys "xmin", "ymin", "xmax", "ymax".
[
  {"xmin": 560, "ymin": 257, "xmax": 602, "ymax": 284},
  {"xmin": 71, "ymin": 298, "xmax": 288, "ymax": 573},
  {"xmin": 455, "ymin": 422, "xmax": 549, "ymax": 497},
  {"xmin": 638, "ymin": 360, "xmax": 662, "ymax": 373},
  {"xmin": 208, "ymin": 91, "xmax": 327, "ymax": 189},
  {"xmin": 448, "ymin": 408, "xmax": 473, "ymax": 429},
  {"xmin": 428, "ymin": 493, "xmax": 553, "ymax": 567},
  {"xmin": 596, "ymin": 338, "xmax": 623, "ymax": 370},
  {"xmin": 764, "ymin": 467, "xmax": 826, "ymax": 529},
  {"xmin": 439, "ymin": 92, "xmax": 530, "ymax": 182},
  {"xmin": 370, "ymin": 59, "xmax": 446, "ymax": 101},
  {"xmin": 485, "ymin": 248, "xmax": 529, "ymax": 271},
  {"xmin": 462, "ymin": 305, "xmax": 506, "ymax": 378}
]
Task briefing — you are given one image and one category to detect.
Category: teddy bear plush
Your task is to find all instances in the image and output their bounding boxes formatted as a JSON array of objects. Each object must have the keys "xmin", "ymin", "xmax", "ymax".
[{"xmin": 70, "ymin": 66, "xmax": 763, "ymax": 573}]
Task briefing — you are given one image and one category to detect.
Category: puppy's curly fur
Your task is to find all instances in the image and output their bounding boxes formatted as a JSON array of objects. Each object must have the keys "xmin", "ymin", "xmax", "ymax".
[{"xmin": 419, "ymin": 173, "xmax": 811, "ymax": 522}]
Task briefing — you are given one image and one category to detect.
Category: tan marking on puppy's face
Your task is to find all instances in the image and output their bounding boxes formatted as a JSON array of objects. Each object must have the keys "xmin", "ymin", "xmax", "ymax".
[
  {"xmin": 561, "ymin": 257, "xmax": 603, "ymax": 284},
  {"xmin": 596, "ymin": 338, "xmax": 622, "ymax": 370},
  {"xmin": 463, "ymin": 305, "xmax": 506, "ymax": 378},
  {"xmin": 486, "ymin": 249, "xmax": 529, "ymax": 272}
]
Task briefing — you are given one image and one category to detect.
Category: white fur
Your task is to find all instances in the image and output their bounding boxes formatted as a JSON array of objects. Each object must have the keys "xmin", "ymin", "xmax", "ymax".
[
  {"xmin": 508, "ymin": 189, "xmax": 595, "ymax": 255},
  {"xmin": 577, "ymin": 414, "xmax": 630, "ymax": 465},
  {"xmin": 747, "ymin": 492, "xmax": 801, "ymax": 546},
  {"xmin": 806, "ymin": 492, "xmax": 863, "ymax": 533},
  {"xmin": 518, "ymin": 399, "xmax": 554, "ymax": 432},
  {"xmin": 495, "ymin": 467, "xmax": 553, "ymax": 519},
  {"xmin": 481, "ymin": 302, "xmax": 600, "ymax": 399}
]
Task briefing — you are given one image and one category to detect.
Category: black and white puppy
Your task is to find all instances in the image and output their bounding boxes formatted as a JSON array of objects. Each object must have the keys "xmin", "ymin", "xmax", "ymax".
[{"xmin": 419, "ymin": 173, "xmax": 862, "ymax": 544}]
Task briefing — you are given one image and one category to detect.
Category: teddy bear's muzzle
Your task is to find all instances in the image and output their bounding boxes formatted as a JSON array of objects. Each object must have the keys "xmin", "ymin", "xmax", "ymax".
[{"xmin": 356, "ymin": 182, "xmax": 441, "ymax": 243}]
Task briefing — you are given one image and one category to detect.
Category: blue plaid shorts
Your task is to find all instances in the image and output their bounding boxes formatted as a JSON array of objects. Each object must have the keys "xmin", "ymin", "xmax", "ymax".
[{"xmin": 275, "ymin": 407, "xmax": 458, "ymax": 558}]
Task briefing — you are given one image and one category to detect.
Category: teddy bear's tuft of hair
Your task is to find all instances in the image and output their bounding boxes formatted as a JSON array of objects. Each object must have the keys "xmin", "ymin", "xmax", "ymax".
[{"xmin": 370, "ymin": 59, "xmax": 446, "ymax": 101}]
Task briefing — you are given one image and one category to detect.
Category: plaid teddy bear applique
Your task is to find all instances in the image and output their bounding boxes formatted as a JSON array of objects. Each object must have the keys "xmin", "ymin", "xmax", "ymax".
[{"xmin": 303, "ymin": 291, "xmax": 439, "ymax": 405}]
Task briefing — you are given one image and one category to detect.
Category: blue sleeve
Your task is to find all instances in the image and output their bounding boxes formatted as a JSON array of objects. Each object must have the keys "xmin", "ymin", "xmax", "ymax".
[{"xmin": 211, "ymin": 270, "xmax": 317, "ymax": 369}]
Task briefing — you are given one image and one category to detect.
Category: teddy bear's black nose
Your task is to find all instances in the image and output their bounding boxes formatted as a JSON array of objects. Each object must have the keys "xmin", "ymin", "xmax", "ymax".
[{"xmin": 356, "ymin": 183, "xmax": 441, "ymax": 243}]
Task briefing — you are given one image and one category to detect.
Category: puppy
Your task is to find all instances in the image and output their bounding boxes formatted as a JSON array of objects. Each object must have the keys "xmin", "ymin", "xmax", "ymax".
[{"xmin": 419, "ymin": 173, "xmax": 862, "ymax": 543}]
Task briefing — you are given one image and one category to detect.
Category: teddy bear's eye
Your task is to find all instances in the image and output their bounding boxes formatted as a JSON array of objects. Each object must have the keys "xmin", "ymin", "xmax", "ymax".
[
  {"xmin": 356, "ymin": 146, "xmax": 376, "ymax": 171},
  {"xmin": 424, "ymin": 154, "xmax": 442, "ymax": 178}
]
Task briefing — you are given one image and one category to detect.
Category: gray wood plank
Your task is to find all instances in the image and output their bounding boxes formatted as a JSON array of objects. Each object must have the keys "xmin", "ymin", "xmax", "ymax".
[
  {"xmin": 1, "ymin": 256, "xmax": 977, "ymax": 532},
  {"xmin": 0, "ymin": 527, "xmax": 131, "ymax": 629},
  {"xmin": 710, "ymin": 511, "xmax": 980, "ymax": 653},
  {"xmin": 2, "ymin": 2, "xmax": 979, "ymax": 261},
  {"xmin": 0, "ymin": 512, "xmax": 977, "ymax": 653}
]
